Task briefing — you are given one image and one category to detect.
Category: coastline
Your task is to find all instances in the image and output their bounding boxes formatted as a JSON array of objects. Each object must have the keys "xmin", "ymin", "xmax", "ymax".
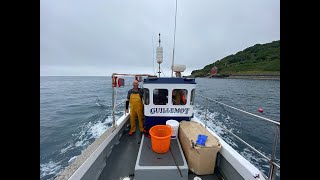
[
  {"xmin": 191, "ymin": 74, "xmax": 280, "ymax": 80},
  {"xmin": 225, "ymin": 75, "xmax": 280, "ymax": 80}
]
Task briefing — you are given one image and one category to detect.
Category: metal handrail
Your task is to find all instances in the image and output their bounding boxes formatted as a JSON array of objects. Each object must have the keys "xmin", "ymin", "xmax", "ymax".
[
  {"xmin": 196, "ymin": 93, "xmax": 280, "ymax": 126},
  {"xmin": 196, "ymin": 93, "xmax": 280, "ymax": 180},
  {"xmin": 209, "ymin": 117, "xmax": 280, "ymax": 169}
]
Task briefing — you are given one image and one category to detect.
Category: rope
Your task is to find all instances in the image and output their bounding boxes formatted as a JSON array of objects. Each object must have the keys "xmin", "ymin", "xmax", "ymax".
[
  {"xmin": 113, "ymin": 90, "xmax": 128, "ymax": 109},
  {"xmin": 160, "ymin": 67, "xmax": 166, "ymax": 77},
  {"xmin": 169, "ymin": 147, "xmax": 183, "ymax": 177},
  {"xmin": 208, "ymin": 118, "xmax": 280, "ymax": 169},
  {"xmin": 115, "ymin": 99, "xmax": 126, "ymax": 108},
  {"xmin": 196, "ymin": 93, "xmax": 280, "ymax": 126},
  {"xmin": 152, "ymin": 36, "xmax": 156, "ymax": 75}
]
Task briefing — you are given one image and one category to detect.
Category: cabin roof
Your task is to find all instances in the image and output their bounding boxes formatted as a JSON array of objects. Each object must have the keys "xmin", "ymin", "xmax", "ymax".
[{"xmin": 143, "ymin": 77, "xmax": 196, "ymax": 84}]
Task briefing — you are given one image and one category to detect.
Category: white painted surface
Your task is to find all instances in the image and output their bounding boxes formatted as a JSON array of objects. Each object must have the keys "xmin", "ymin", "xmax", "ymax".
[{"xmin": 143, "ymin": 84, "xmax": 195, "ymax": 117}]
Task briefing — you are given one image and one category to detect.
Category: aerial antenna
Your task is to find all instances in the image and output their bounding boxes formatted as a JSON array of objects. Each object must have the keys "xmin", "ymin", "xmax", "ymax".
[
  {"xmin": 156, "ymin": 33, "xmax": 163, "ymax": 77},
  {"xmin": 152, "ymin": 36, "xmax": 156, "ymax": 75},
  {"xmin": 171, "ymin": 0, "xmax": 178, "ymax": 77}
]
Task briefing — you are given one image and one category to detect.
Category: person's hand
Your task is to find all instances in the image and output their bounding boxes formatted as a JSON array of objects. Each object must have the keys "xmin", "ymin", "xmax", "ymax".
[{"xmin": 125, "ymin": 109, "xmax": 129, "ymax": 113}]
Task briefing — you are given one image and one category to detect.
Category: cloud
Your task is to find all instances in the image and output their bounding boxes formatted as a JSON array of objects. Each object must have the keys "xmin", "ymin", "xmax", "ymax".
[{"xmin": 40, "ymin": 0, "xmax": 280, "ymax": 76}]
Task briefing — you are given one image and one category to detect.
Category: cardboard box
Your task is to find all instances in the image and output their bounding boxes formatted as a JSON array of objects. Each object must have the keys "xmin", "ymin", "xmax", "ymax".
[{"xmin": 179, "ymin": 121, "xmax": 221, "ymax": 175}]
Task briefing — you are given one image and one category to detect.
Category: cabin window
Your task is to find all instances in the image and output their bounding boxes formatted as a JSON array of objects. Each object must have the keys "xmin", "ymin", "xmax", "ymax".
[
  {"xmin": 190, "ymin": 89, "xmax": 195, "ymax": 105},
  {"xmin": 143, "ymin": 88, "xmax": 149, "ymax": 105},
  {"xmin": 172, "ymin": 89, "xmax": 188, "ymax": 105},
  {"xmin": 153, "ymin": 89, "xmax": 168, "ymax": 105}
]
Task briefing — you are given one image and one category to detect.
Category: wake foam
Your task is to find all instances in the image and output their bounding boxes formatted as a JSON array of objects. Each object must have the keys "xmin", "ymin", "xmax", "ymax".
[{"xmin": 40, "ymin": 161, "xmax": 61, "ymax": 179}]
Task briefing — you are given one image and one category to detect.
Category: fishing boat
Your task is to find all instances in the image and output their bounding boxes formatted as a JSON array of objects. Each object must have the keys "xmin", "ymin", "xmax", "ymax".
[{"xmin": 54, "ymin": 34, "xmax": 280, "ymax": 180}]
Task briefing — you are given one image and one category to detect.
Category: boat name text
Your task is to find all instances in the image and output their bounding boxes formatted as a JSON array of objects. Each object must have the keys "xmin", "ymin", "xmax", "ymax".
[{"xmin": 150, "ymin": 108, "xmax": 190, "ymax": 114}]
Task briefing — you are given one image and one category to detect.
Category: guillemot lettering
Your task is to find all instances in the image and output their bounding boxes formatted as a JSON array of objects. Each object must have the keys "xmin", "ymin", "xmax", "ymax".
[{"xmin": 150, "ymin": 108, "xmax": 190, "ymax": 114}]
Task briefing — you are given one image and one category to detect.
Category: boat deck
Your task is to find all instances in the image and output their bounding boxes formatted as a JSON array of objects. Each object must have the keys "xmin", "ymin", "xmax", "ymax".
[{"xmin": 98, "ymin": 124, "xmax": 222, "ymax": 180}]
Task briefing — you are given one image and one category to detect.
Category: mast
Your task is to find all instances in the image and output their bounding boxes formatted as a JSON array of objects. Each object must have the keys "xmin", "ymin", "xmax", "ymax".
[
  {"xmin": 156, "ymin": 33, "xmax": 163, "ymax": 77},
  {"xmin": 171, "ymin": 0, "xmax": 178, "ymax": 77}
]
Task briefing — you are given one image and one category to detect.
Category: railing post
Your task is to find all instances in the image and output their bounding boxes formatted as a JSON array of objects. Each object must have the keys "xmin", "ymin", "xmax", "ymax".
[
  {"xmin": 268, "ymin": 125, "xmax": 279, "ymax": 180},
  {"xmin": 112, "ymin": 74, "xmax": 116, "ymax": 127},
  {"xmin": 205, "ymin": 97, "xmax": 208, "ymax": 128}
]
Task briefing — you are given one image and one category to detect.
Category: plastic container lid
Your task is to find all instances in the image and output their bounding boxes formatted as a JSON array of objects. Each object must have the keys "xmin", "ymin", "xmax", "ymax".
[{"xmin": 196, "ymin": 134, "xmax": 208, "ymax": 146}]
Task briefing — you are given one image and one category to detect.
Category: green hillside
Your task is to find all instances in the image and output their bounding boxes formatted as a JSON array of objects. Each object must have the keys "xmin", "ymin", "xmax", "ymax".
[{"xmin": 191, "ymin": 40, "xmax": 280, "ymax": 77}]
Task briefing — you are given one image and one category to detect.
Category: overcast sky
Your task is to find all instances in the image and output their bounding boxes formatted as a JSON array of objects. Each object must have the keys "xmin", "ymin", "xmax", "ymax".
[{"xmin": 40, "ymin": 0, "xmax": 280, "ymax": 76}]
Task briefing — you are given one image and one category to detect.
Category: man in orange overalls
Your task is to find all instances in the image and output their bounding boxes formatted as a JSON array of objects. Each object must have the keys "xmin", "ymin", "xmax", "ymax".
[{"xmin": 125, "ymin": 80, "xmax": 145, "ymax": 136}]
